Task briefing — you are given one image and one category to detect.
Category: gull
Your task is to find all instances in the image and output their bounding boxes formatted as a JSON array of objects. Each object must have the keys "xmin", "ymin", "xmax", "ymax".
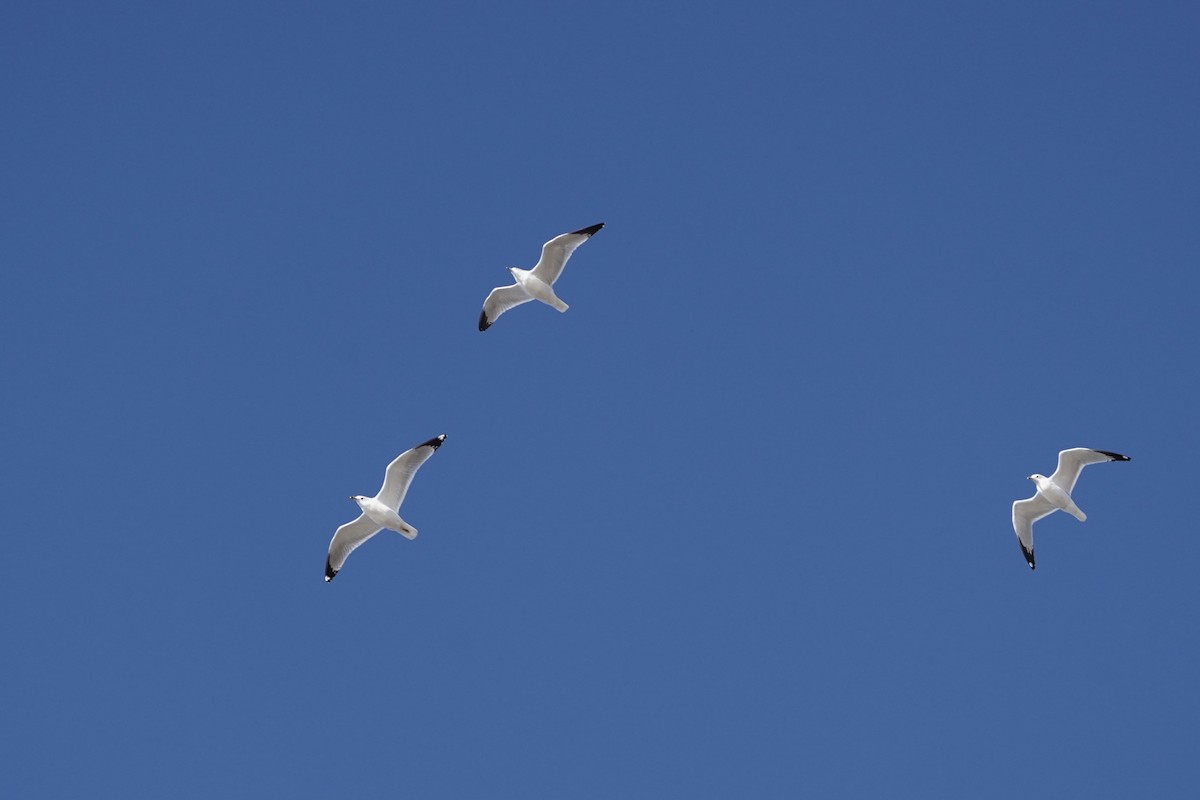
[
  {"xmin": 1011, "ymin": 447, "xmax": 1130, "ymax": 570},
  {"xmin": 325, "ymin": 434, "xmax": 446, "ymax": 582},
  {"xmin": 478, "ymin": 222, "xmax": 604, "ymax": 331}
]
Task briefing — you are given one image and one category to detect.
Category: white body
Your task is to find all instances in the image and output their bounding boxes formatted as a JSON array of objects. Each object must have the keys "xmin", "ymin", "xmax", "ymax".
[
  {"xmin": 356, "ymin": 495, "xmax": 417, "ymax": 537},
  {"xmin": 509, "ymin": 267, "xmax": 568, "ymax": 311},
  {"xmin": 1029, "ymin": 474, "xmax": 1086, "ymax": 521}
]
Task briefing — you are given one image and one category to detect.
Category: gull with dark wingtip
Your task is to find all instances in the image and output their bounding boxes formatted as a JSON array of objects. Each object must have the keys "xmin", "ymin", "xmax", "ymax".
[
  {"xmin": 478, "ymin": 223, "xmax": 604, "ymax": 331},
  {"xmin": 325, "ymin": 434, "xmax": 447, "ymax": 582},
  {"xmin": 1011, "ymin": 447, "xmax": 1131, "ymax": 570}
]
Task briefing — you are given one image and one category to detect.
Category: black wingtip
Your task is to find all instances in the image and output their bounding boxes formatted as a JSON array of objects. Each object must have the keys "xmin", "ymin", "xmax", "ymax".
[
  {"xmin": 325, "ymin": 559, "xmax": 337, "ymax": 582},
  {"xmin": 571, "ymin": 222, "xmax": 604, "ymax": 237},
  {"xmin": 418, "ymin": 433, "xmax": 447, "ymax": 450},
  {"xmin": 1019, "ymin": 543, "xmax": 1036, "ymax": 570},
  {"xmin": 1096, "ymin": 450, "xmax": 1131, "ymax": 462},
  {"xmin": 478, "ymin": 309, "xmax": 491, "ymax": 331}
]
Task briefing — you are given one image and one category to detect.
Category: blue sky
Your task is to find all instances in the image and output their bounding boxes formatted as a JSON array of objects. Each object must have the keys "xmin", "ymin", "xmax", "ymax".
[{"xmin": 2, "ymin": 1, "xmax": 1198, "ymax": 796}]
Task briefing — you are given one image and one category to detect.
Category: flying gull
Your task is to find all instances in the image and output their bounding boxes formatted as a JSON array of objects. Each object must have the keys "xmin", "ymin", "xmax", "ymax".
[
  {"xmin": 1011, "ymin": 447, "xmax": 1130, "ymax": 570},
  {"xmin": 325, "ymin": 434, "xmax": 447, "ymax": 582},
  {"xmin": 478, "ymin": 222, "xmax": 604, "ymax": 331}
]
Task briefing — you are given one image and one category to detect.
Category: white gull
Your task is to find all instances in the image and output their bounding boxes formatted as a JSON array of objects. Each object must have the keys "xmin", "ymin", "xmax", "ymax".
[
  {"xmin": 478, "ymin": 223, "xmax": 604, "ymax": 331},
  {"xmin": 1011, "ymin": 447, "xmax": 1130, "ymax": 570},
  {"xmin": 325, "ymin": 434, "xmax": 446, "ymax": 582}
]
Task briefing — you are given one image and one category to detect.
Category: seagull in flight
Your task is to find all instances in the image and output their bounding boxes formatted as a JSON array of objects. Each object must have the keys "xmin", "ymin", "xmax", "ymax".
[
  {"xmin": 325, "ymin": 434, "xmax": 446, "ymax": 582},
  {"xmin": 478, "ymin": 222, "xmax": 604, "ymax": 331},
  {"xmin": 1011, "ymin": 447, "xmax": 1130, "ymax": 570}
]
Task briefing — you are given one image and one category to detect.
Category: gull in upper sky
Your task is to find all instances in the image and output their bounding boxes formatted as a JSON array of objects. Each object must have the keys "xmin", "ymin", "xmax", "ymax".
[
  {"xmin": 1011, "ymin": 447, "xmax": 1130, "ymax": 570},
  {"xmin": 325, "ymin": 434, "xmax": 446, "ymax": 582},
  {"xmin": 478, "ymin": 222, "xmax": 604, "ymax": 331}
]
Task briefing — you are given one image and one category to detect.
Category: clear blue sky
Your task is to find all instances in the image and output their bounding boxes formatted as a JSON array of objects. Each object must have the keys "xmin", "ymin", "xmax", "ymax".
[{"xmin": 2, "ymin": 1, "xmax": 1197, "ymax": 796}]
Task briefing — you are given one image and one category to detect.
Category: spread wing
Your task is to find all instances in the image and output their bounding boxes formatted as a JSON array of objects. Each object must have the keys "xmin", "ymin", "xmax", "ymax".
[
  {"xmin": 326, "ymin": 514, "xmax": 382, "ymax": 581},
  {"xmin": 376, "ymin": 434, "xmax": 447, "ymax": 511},
  {"xmin": 479, "ymin": 284, "xmax": 533, "ymax": 331},
  {"xmin": 529, "ymin": 222, "xmax": 604, "ymax": 286},
  {"xmin": 1049, "ymin": 448, "xmax": 1131, "ymax": 494},
  {"xmin": 1011, "ymin": 494, "xmax": 1057, "ymax": 570}
]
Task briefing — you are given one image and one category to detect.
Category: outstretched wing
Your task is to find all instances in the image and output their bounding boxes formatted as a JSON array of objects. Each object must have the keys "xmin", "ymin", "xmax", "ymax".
[
  {"xmin": 529, "ymin": 222, "xmax": 604, "ymax": 286},
  {"xmin": 326, "ymin": 514, "xmax": 382, "ymax": 581},
  {"xmin": 1049, "ymin": 448, "xmax": 1131, "ymax": 494},
  {"xmin": 377, "ymin": 434, "xmax": 447, "ymax": 511},
  {"xmin": 1011, "ymin": 494, "xmax": 1056, "ymax": 570},
  {"xmin": 479, "ymin": 284, "xmax": 533, "ymax": 331}
]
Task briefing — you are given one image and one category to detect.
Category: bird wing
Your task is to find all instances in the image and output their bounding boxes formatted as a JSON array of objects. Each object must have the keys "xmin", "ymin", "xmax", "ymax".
[
  {"xmin": 376, "ymin": 434, "xmax": 447, "ymax": 511},
  {"xmin": 326, "ymin": 514, "xmax": 382, "ymax": 581},
  {"xmin": 479, "ymin": 284, "xmax": 533, "ymax": 331},
  {"xmin": 529, "ymin": 222, "xmax": 604, "ymax": 286},
  {"xmin": 1012, "ymin": 494, "xmax": 1057, "ymax": 570},
  {"xmin": 1049, "ymin": 448, "xmax": 1131, "ymax": 494}
]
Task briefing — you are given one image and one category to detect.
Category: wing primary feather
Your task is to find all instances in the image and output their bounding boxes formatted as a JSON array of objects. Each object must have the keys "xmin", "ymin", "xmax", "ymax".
[
  {"xmin": 415, "ymin": 434, "xmax": 446, "ymax": 451},
  {"xmin": 569, "ymin": 222, "xmax": 604, "ymax": 237},
  {"xmin": 1019, "ymin": 540, "xmax": 1036, "ymax": 570}
]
